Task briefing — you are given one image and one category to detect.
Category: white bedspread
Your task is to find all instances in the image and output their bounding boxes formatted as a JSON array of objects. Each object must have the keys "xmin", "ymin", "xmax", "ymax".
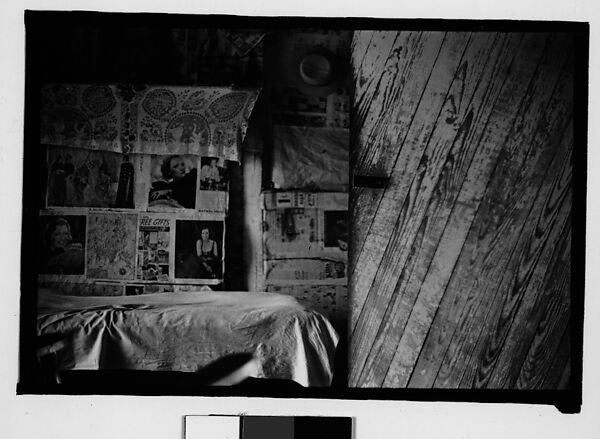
[{"xmin": 37, "ymin": 290, "xmax": 339, "ymax": 387}]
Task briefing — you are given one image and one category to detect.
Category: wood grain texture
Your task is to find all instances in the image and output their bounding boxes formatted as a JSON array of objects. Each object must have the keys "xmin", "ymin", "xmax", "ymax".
[
  {"xmin": 350, "ymin": 32, "xmax": 470, "ymax": 335},
  {"xmin": 349, "ymin": 31, "xmax": 574, "ymax": 389},
  {"xmin": 350, "ymin": 31, "xmax": 447, "ymax": 266},
  {"xmin": 415, "ymin": 38, "xmax": 574, "ymax": 389},
  {"xmin": 474, "ymin": 133, "xmax": 573, "ymax": 389},
  {"xmin": 353, "ymin": 32, "xmax": 523, "ymax": 386},
  {"xmin": 517, "ymin": 225, "xmax": 572, "ymax": 390}
]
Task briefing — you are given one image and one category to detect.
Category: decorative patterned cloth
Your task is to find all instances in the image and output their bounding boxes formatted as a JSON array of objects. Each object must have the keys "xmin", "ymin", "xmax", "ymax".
[{"xmin": 41, "ymin": 84, "xmax": 260, "ymax": 162}]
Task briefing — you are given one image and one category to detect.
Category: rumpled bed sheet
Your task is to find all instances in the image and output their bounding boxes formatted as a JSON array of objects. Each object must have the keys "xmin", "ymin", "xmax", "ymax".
[{"xmin": 37, "ymin": 290, "xmax": 339, "ymax": 387}]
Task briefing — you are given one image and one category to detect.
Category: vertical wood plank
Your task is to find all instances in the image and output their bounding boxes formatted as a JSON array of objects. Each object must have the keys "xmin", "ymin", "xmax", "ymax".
[{"xmin": 243, "ymin": 93, "xmax": 267, "ymax": 292}]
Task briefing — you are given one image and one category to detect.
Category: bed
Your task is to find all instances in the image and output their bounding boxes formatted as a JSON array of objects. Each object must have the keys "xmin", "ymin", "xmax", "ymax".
[{"xmin": 36, "ymin": 289, "xmax": 339, "ymax": 387}]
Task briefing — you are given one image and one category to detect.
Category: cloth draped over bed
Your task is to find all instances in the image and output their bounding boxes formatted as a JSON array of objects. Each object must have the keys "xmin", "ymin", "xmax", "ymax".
[
  {"xmin": 37, "ymin": 289, "xmax": 339, "ymax": 387},
  {"xmin": 40, "ymin": 84, "xmax": 260, "ymax": 162}
]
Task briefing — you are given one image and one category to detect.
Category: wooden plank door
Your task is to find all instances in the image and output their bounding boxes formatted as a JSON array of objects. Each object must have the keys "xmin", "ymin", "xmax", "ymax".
[{"xmin": 349, "ymin": 31, "xmax": 575, "ymax": 389}]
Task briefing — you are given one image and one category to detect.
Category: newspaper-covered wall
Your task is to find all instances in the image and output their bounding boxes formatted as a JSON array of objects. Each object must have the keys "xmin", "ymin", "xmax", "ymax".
[
  {"xmin": 271, "ymin": 126, "xmax": 349, "ymax": 191},
  {"xmin": 38, "ymin": 210, "xmax": 226, "ymax": 293},
  {"xmin": 262, "ymin": 191, "xmax": 348, "ymax": 287},
  {"xmin": 40, "ymin": 84, "xmax": 260, "ymax": 162},
  {"xmin": 39, "ymin": 142, "xmax": 230, "ymax": 294},
  {"xmin": 46, "ymin": 146, "xmax": 230, "ymax": 213}
]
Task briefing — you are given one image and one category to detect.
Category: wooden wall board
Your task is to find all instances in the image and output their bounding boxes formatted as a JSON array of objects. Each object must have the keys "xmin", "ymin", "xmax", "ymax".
[
  {"xmin": 468, "ymin": 140, "xmax": 573, "ymax": 388},
  {"xmin": 382, "ymin": 32, "xmax": 552, "ymax": 388},
  {"xmin": 516, "ymin": 228, "xmax": 572, "ymax": 390},
  {"xmin": 349, "ymin": 31, "xmax": 448, "ymax": 268},
  {"xmin": 351, "ymin": 32, "xmax": 523, "ymax": 331},
  {"xmin": 349, "ymin": 31, "xmax": 575, "ymax": 390},
  {"xmin": 350, "ymin": 31, "xmax": 521, "ymax": 385},
  {"xmin": 351, "ymin": 32, "xmax": 525, "ymax": 386},
  {"xmin": 352, "ymin": 31, "xmax": 446, "ymax": 175},
  {"xmin": 350, "ymin": 31, "xmax": 471, "ymax": 335},
  {"xmin": 425, "ymin": 130, "xmax": 572, "ymax": 389},
  {"xmin": 455, "ymin": 138, "xmax": 572, "ymax": 389},
  {"xmin": 513, "ymin": 223, "xmax": 572, "ymax": 390},
  {"xmin": 410, "ymin": 38, "xmax": 575, "ymax": 389}
]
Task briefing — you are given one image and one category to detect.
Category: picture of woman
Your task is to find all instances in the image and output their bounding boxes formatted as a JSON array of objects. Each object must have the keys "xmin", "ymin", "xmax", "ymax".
[
  {"xmin": 148, "ymin": 155, "xmax": 198, "ymax": 209},
  {"xmin": 175, "ymin": 220, "xmax": 223, "ymax": 280},
  {"xmin": 39, "ymin": 216, "xmax": 86, "ymax": 275},
  {"xmin": 196, "ymin": 227, "xmax": 219, "ymax": 278}
]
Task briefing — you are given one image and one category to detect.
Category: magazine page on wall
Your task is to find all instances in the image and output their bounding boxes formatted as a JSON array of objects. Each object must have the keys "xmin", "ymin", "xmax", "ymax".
[
  {"xmin": 46, "ymin": 145, "xmax": 145, "ymax": 210},
  {"xmin": 37, "ymin": 212, "xmax": 87, "ymax": 280},
  {"xmin": 197, "ymin": 156, "xmax": 229, "ymax": 214},
  {"xmin": 147, "ymin": 154, "xmax": 199, "ymax": 211},
  {"xmin": 174, "ymin": 219, "xmax": 225, "ymax": 284}
]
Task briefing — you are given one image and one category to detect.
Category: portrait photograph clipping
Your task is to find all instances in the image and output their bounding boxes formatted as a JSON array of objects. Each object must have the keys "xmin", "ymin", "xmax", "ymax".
[
  {"xmin": 175, "ymin": 220, "xmax": 224, "ymax": 280},
  {"xmin": 148, "ymin": 154, "xmax": 199, "ymax": 209},
  {"xmin": 38, "ymin": 214, "xmax": 86, "ymax": 275}
]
